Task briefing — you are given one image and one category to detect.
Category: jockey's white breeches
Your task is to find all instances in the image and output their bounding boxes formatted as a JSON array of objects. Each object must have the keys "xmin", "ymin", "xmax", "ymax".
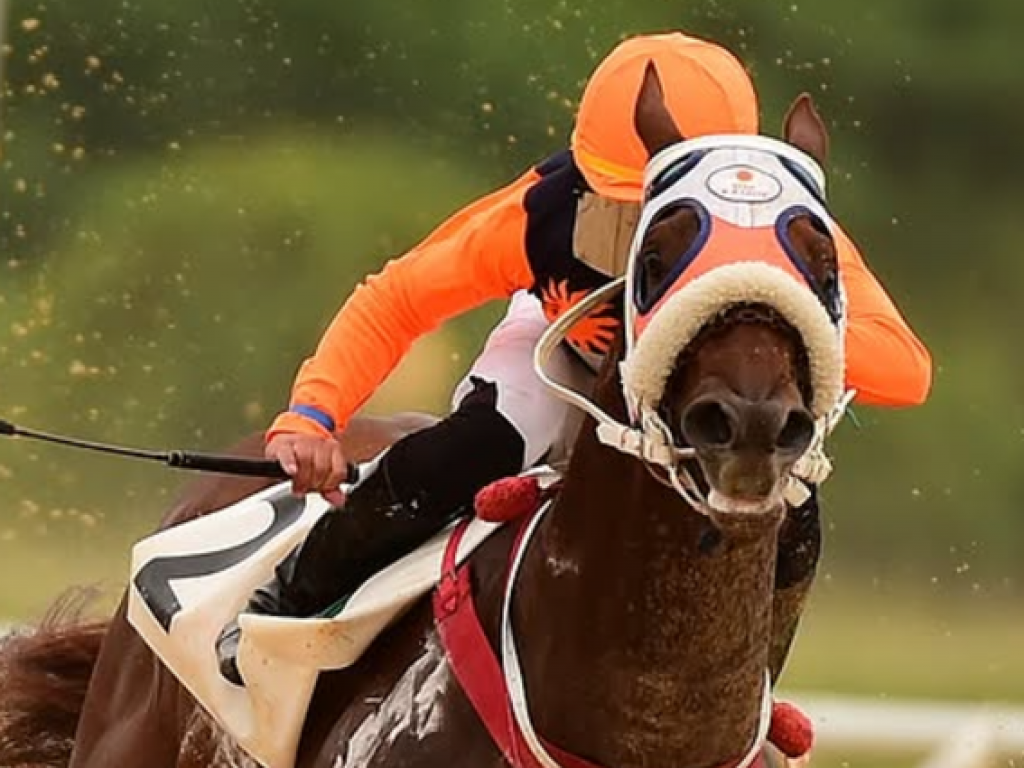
[{"xmin": 451, "ymin": 291, "xmax": 595, "ymax": 470}]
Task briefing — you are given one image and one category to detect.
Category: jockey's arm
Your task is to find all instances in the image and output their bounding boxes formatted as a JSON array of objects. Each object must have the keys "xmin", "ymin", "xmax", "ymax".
[
  {"xmin": 835, "ymin": 226, "xmax": 932, "ymax": 407},
  {"xmin": 269, "ymin": 170, "xmax": 539, "ymax": 441}
]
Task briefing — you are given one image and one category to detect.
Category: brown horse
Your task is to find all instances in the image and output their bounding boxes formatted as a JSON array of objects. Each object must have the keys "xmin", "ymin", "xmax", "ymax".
[{"xmin": 0, "ymin": 67, "xmax": 841, "ymax": 768}]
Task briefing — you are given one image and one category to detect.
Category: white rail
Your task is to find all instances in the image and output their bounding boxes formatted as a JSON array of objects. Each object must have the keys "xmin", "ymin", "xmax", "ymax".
[
  {"xmin": 0, "ymin": 619, "xmax": 1018, "ymax": 768},
  {"xmin": 786, "ymin": 692, "xmax": 1024, "ymax": 766}
]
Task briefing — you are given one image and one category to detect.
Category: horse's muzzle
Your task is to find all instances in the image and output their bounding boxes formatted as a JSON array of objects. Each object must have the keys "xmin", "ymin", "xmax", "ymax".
[{"xmin": 680, "ymin": 392, "xmax": 815, "ymax": 514}]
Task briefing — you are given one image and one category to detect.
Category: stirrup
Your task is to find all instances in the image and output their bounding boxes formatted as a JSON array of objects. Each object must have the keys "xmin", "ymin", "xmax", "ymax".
[{"xmin": 216, "ymin": 620, "xmax": 244, "ymax": 686}]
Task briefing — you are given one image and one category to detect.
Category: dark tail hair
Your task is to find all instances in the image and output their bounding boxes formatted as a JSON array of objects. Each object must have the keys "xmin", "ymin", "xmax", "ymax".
[{"xmin": 0, "ymin": 589, "xmax": 109, "ymax": 768}]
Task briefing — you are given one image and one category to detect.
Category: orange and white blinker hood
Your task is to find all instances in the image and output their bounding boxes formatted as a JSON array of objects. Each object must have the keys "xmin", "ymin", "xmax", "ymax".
[
  {"xmin": 531, "ymin": 134, "xmax": 851, "ymax": 512},
  {"xmin": 621, "ymin": 134, "xmax": 847, "ymax": 424}
]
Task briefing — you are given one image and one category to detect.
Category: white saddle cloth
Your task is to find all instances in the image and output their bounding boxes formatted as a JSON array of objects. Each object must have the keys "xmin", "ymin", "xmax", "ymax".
[{"xmin": 127, "ymin": 481, "xmax": 503, "ymax": 768}]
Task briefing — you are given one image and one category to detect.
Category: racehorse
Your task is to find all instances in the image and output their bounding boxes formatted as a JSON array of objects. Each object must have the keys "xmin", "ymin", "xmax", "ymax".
[{"xmin": 0, "ymin": 64, "xmax": 843, "ymax": 768}]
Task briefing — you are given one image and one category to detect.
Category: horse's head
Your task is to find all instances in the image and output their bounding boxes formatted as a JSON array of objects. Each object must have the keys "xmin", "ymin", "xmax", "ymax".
[{"xmin": 620, "ymin": 64, "xmax": 845, "ymax": 525}]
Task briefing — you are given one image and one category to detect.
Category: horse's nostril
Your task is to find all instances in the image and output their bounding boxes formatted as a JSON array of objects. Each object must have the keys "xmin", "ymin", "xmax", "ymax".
[
  {"xmin": 682, "ymin": 399, "xmax": 736, "ymax": 449},
  {"xmin": 776, "ymin": 409, "xmax": 815, "ymax": 454}
]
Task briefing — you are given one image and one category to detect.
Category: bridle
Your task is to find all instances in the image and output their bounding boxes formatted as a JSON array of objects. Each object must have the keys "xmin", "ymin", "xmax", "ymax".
[{"xmin": 532, "ymin": 278, "xmax": 848, "ymax": 515}]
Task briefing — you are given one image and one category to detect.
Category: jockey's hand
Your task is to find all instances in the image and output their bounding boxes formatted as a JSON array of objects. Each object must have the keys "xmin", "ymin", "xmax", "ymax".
[{"xmin": 265, "ymin": 433, "xmax": 348, "ymax": 507}]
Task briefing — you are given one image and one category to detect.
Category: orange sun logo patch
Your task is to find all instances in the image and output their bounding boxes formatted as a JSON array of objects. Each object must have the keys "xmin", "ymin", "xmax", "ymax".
[{"xmin": 539, "ymin": 279, "xmax": 619, "ymax": 355}]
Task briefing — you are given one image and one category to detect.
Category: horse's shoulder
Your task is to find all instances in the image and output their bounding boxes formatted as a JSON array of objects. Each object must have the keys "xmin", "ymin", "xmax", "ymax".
[{"xmin": 306, "ymin": 526, "xmax": 517, "ymax": 765}]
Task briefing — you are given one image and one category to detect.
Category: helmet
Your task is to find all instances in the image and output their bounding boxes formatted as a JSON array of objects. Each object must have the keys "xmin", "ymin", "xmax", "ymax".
[{"xmin": 571, "ymin": 32, "xmax": 759, "ymax": 202}]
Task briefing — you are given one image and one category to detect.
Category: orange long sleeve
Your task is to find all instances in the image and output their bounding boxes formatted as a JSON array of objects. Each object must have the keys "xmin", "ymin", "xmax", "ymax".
[
  {"xmin": 836, "ymin": 225, "xmax": 932, "ymax": 407},
  {"xmin": 268, "ymin": 171, "xmax": 539, "ymax": 440}
]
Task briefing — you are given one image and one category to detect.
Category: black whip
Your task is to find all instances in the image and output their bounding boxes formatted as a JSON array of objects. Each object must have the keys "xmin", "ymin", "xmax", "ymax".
[{"xmin": 0, "ymin": 418, "xmax": 358, "ymax": 483}]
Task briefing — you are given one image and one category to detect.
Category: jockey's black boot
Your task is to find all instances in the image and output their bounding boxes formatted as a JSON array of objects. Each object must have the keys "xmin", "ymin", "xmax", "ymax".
[{"xmin": 217, "ymin": 379, "xmax": 524, "ymax": 685}]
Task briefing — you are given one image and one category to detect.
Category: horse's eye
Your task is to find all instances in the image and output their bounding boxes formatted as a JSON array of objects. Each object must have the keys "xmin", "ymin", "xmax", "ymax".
[
  {"xmin": 822, "ymin": 271, "xmax": 840, "ymax": 301},
  {"xmin": 810, "ymin": 259, "xmax": 836, "ymax": 290},
  {"xmin": 641, "ymin": 250, "xmax": 666, "ymax": 283},
  {"xmin": 635, "ymin": 248, "xmax": 671, "ymax": 311}
]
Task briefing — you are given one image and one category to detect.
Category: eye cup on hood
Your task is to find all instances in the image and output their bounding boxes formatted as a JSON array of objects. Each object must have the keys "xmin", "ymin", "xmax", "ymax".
[{"xmin": 632, "ymin": 201, "xmax": 711, "ymax": 314}]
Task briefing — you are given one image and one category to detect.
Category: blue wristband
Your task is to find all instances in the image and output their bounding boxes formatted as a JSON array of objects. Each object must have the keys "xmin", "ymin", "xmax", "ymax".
[{"xmin": 289, "ymin": 405, "xmax": 336, "ymax": 433}]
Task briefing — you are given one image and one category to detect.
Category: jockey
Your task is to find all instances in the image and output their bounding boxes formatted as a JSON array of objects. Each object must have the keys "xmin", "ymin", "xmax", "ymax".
[{"xmin": 217, "ymin": 32, "xmax": 932, "ymax": 683}]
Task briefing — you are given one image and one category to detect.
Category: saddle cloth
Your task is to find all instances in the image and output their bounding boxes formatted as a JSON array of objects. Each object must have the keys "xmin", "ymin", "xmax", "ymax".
[{"xmin": 127, "ymin": 481, "xmax": 504, "ymax": 768}]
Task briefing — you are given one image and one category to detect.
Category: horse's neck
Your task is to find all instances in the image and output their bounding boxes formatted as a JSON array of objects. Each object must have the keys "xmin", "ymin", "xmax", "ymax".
[{"xmin": 513, "ymin": 421, "xmax": 783, "ymax": 768}]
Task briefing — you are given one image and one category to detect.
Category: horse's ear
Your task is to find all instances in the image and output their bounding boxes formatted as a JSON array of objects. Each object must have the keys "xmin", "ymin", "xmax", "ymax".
[
  {"xmin": 783, "ymin": 93, "xmax": 829, "ymax": 166},
  {"xmin": 633, "ymin": 61, "xmax": 685, "ymax": 159}
]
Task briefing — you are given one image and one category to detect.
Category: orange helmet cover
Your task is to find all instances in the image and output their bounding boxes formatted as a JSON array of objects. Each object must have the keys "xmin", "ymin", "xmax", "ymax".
[{"xmin": 572, "ymin": 32, "xmax": 759, "ymax": 201}]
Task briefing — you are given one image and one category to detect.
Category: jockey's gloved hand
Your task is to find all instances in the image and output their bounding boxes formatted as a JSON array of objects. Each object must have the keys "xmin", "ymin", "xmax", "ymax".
[{"xmin": 265, "ymin": 432, "xmax": 348, "ymax": 506}]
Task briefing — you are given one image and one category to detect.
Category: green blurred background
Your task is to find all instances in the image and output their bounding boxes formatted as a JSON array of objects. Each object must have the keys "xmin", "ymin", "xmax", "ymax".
[{"xmin": 0, "ymin": 0, "xmax": 1021, "ymax": 764}]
